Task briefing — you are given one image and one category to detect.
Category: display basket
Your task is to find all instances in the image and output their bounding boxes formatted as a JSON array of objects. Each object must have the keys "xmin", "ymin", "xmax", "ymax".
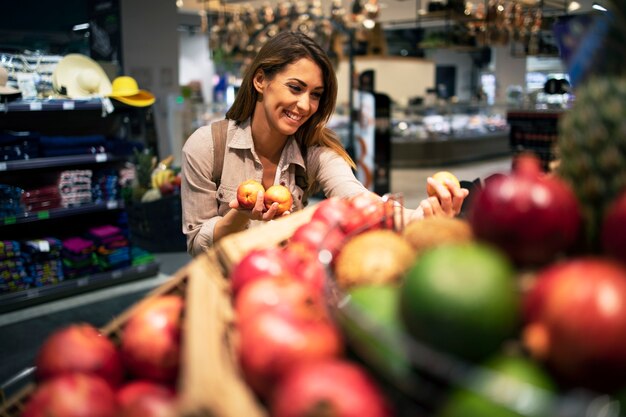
[
  {"xmin": 0, "ymin": 249, "xmax": 266, "ymax": 417},
  {"xmin": 309, "ymin": 196, "xmax": 624, "ymax": 417}
]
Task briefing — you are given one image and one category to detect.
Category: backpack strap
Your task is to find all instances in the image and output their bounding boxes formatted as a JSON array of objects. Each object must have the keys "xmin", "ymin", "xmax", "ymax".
[{"xmin": 211, "ymin": 119, "xmax": 229, "ymax": 188}]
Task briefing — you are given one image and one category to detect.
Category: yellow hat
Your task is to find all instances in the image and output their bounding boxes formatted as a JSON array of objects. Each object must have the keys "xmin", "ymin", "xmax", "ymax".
[
  {"xmin": 52, "ymin": 54, "xmax": 112, "ymax": 98},
  {"xmin": 108, "ymin": 76, "xmax": 155, "ymax": 107}
]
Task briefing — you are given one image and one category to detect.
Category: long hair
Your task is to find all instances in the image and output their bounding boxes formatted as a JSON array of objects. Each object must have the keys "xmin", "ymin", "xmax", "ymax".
[{"xmin": 225, "ymin": 31, "xmax": 355, "ymax": 168}]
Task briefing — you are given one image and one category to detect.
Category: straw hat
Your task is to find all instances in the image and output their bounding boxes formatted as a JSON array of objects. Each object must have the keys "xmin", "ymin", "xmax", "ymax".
[
  {"xmin": 52, "ymin": 54, "xmax": 112, "ymax": 98},
  {"xmin": 108, "ymin": 76, "xmax": 155, "ymax": 107},
  {"xmin": 0, "ymin": 66, "xmax": 20, "ymax": 95}
]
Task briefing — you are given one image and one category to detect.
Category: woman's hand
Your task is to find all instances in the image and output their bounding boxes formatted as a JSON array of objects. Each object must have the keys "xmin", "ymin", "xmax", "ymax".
[
  {"xmin": 409, "ymin": 177, "xmax": 469, "ymax": 222},
  {"xmin": 228, "ymin": 190, "xmax": 289, "ymax": 221}
]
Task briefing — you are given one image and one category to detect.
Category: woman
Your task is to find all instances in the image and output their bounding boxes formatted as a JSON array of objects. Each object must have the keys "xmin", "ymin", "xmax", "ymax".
[{"xmin": 181, "ymin": 31, "xmax": 468, "ymax": 256}]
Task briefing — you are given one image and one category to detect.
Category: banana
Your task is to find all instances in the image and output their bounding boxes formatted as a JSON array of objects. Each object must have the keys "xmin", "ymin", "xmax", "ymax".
[{"xmin": 151, "ymin": 169, "xmax": 176, "ymax": 189}]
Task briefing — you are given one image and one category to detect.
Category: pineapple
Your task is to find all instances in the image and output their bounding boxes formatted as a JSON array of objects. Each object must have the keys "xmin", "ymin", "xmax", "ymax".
[{"xmin": 556, "ymin": 1, "xmax": 626, "ymax": 251}]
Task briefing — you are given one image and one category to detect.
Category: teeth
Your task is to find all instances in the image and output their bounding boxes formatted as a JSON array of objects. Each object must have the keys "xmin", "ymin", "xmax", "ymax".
[{"xmin": 285, "ymin": 111, "xmax": 302, "ymax": 121}]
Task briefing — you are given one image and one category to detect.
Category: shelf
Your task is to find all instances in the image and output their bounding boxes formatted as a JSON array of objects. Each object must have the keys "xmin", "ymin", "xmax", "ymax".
[
  {"xmin": 0, "ymin": 261, "xmax": 160, "ymax": 314},
  {"xmin": 1, "ymin": 200, "xmax": 125, "ymax": 227},
  {"xmin": 0, "ymin": 98, "xmax": 108, "ymax": 113},
  {"xmin": 0, "ymin": 153, "xmax": 124, "ymax": 172}
]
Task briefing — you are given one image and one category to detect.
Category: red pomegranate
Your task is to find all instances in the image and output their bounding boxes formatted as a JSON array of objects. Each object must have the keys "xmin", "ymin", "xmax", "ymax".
[
  {"xmin": 35, "ymin": 323, "xmax": 124, "ymax": 387},
  {"xmin": 22, "ymin": 373, "xmax": 119, "ymax": 417},
  {"xmin": 120, "ymin": 295, "xmax": 183, "ymax": 384},
  {"xmin": 311, "ymin": 197, "xmax": 352, "ymax": 228},
  {"xmin": 469, "ymin": 154, "xmax": 581, "ymax": 266},
  {"xmin": 116, "ymin": 380, "xmax": 176, "ymax": 408},
  {"xmin": 290, "ymin": 219, "xmax": 347, "ymax": 261},
  {"xmin": 523, "ymin": 258, "xmax": 626, "ymax": 391},
  {"xmin": 271, "ymin": 359, "xmax": 392, "ymax": 417}
]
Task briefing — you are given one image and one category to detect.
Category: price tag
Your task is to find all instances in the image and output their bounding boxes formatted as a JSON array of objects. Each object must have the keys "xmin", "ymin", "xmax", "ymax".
[
  {"xmin": 37, "ymin": 211, "xmax": 50, "ymax": 220},
  {"xmin": 95, "ymin": 154, "xmax": 107, "ymax": 163},
  {"xmin": 106, "ymin": 201, "xmax": 118, "ymax": 210},
  {"xmin": 29, "ymin": 102, "xmax": 43, "ymax": 111},
  {"xmin": 0, "ymin": 162, "xmax": 7, "ymax": 171},
  {"xmin": 37, "ymin": 240, "xmax": 50, "ymax": 252},
  {"xmin": 26, "ymin": 289, "xmax": 40, "ymax": 299},
  {"xmin": 77, "ymin": 278, "xmax": 89, "ymax": 287},
  {"xmin": 62, "ymin": 101, "xmax": 75, "ymax": 110}
]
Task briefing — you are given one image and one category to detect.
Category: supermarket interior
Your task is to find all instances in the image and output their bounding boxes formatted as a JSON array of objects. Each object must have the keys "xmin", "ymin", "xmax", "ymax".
[{"xmin": 2, "ymin": 0, "xmax": 626, "ymax": 416}]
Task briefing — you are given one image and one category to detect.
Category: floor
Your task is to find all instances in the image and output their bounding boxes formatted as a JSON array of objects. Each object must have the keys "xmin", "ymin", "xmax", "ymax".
[{"xmin": 0, "ymin": 155, "xmax": 512, "ymax": 400}]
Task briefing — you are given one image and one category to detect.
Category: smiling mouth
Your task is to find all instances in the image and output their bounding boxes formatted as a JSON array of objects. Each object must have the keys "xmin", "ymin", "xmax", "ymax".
[{"xmin": 284, "ymin": 110, "xmax": 303, "ymax": 122}]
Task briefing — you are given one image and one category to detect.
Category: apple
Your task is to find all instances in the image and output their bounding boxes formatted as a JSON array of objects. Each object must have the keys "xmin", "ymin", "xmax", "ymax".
[
  {"xmin": 22, "ymin": 373, "xmax": 119, "ymax": 417},
  {"xmin": 342, "ymin": 192, "xmax": 392, "ymax": 235},
  {"xmin": 264, "ymin": 184, "xmax": 293, "ymax": 214},
  {"xmin": 282, "ymin": 243, "xmax": 328, "ymax": 294},
  {"xmin": 120, "ymin": 295, "xmax": 184, "ymax": 384},
  {"xmin": 230, "ymin": 247, "xmax": 288, "ymax": 297},
  {"xmin": 290, "ymin": 219, "xmax": 347, "ymax": 263},
  {"xmin": 237, "ymin": 179, "xmax": 265, "ymax": 209},
  {"xmin": 35, "ymin": 323, "xmax": 124, "ymax": 388},
  {"xmin": 427, "ymin": 171, "xmax": 461, "ymax": 197},
  {"xmin": 271, "ymin": 359, "xmax": 392, "ymax": 417},
  {"xmin": 311, "ymin": 197, "xmax": 352, "ymax": 228},
  {"xmin": 116, "ymin": 380, "xmax": 176, "ymax": 408}
]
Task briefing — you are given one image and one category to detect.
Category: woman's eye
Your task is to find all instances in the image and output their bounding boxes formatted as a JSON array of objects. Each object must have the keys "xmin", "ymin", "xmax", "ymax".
[
  {"xmin": 311, "ymin": 91, "xmax": 322, "ymax": 100},
  {"xmin": 288, "ymin": 84, "xmax": 302, "ymax": 92}
]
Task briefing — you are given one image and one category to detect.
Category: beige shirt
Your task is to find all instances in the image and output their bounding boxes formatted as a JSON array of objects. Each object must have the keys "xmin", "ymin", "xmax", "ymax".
[{"xmin": 181, "ymin": 119, "xmax": 366, "ymax": 255}]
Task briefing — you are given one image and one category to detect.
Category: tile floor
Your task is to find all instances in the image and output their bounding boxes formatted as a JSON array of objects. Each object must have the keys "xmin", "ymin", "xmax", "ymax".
[{"xmin": 0, "ymin": 155, "xmax": 513, "ymax": 399}]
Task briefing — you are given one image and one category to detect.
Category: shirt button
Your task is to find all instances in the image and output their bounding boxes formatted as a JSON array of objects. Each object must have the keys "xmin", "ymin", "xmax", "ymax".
[
  {"xmin": 187, "ymin": 224, "xmax": 193, "ymax": 230},
  {"xmin": 298, "ymin": 194, "xmax": 302, "ymax": 200},
  {"xmin": 218, "ymin": 192, "xmax": 223, "ymax": 198},
  {"xmin": 280, "ymin": 181, "xmax": 285, "ymax": 186}
]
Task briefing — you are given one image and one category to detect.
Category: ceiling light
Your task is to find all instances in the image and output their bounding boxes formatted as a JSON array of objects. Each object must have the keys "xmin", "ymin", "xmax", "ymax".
[
  {"xmin": 567, "ymin": 1, "xmax": 580, "ymax": 11},
  {"xmin": 592, "ymin": 2, "xmax": 608, "ymax": 11}
]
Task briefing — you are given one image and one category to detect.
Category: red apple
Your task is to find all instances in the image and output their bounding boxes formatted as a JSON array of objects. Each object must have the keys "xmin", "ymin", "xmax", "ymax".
[
  {"xmin": 116, "ymin": 380, "xmax": 176, "ymax": 408},
  {"xmin": 235, "ymin": 274, "xmax": 328, "ymax": 324},
  {"xmin": 523, "ymin": 258, "xmax": 626, "ymax": 391},
  {"xmin": 264, "ymin": 184, "xmax": 293, "ymax": 214},
  {"xmin": 311, "ymin": 197, "xmax": 352, "ymax": 228},
  {"xmin": 271, "ymin": 359, "xmax": 392, "ymax": 417},
  {"xmin": 290, "ymin": 219, "xmax": 347, "ymax": 261},
  {"xmin": 22, "ymin": 373, "xmax": 119, "ymax": 417},
  {"xmin": 237, "ymin": 179, "xmax": 265, "ymax": 209},
  {"xmin": 230, "ymin": 247, "xmax": 288, "ymax": 297},
  {"xmin": 35, "ymin": 323, "xmax": 124, "ymax": 388},
  {"xmin": 282, "ymin": 243, "xmax": 328, "ymax": 294},
  {"xmin": 342, "ymin": 192, "xmax": 392, "ymax": 235},
  {"xmin": 602, "ymin": 190, "xmax": 626, "ymax": 263},
  {"xmin": 120, "ymin": 295, "xmax": 183, "ymax": 384},
  {"xmin": 238, "ymin": 309, "xmax": 343, "ymax": 398}
]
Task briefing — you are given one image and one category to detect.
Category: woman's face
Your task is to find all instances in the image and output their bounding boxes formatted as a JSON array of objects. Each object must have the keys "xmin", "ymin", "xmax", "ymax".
[{"xmin": 254, "ymin": 57, "xmax": 324, "ymax": 137}]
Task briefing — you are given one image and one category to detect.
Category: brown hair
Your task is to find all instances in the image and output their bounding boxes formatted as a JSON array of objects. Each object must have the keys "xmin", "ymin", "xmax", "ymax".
[{"xmin": 225, "ymin": 30, "xmax": 355, "ymax": 169}]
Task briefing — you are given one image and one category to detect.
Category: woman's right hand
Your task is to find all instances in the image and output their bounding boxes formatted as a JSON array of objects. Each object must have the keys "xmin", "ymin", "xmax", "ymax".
[{"xmin": 228, "ymin": 190, "xmax": 287, "ymax": 221}]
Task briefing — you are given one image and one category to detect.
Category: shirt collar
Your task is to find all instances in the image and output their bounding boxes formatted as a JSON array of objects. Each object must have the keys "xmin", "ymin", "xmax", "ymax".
[{"xmin": 229, "ymin": 118, "xmax": 306, "ymax": 171}]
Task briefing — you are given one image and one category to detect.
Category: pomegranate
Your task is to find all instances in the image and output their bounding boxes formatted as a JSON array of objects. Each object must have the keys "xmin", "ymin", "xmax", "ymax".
[
  {"xmin": 120, "ymin": 295, "xmax": 183, "ymax": 384},
  {"xmin": 35, "ymin": 323, "xmax": 124, "ymax": 387},
  {"xmin": 469, "ymin": 154, "xmax": 581, "ymax": 266},
  {"xmin": 22, "ymin": 373, "xmax": 119, "ymax": 417},
  {"xmin": 522, "ymin": 258, "xmax": 626, "ymax": 391},
  {"xmin": 116, "ymin": 380, "xmax": 176, "ymax": 408},
  {"xmin": 602, "ymin": 190, "xmax": 626, "ymax": 263},
  {"xmin": 343, "ymin": 192, "xmax": 393, "ymax": 235},
  {"xmin": 119, "ymin": 393, "xmax": 178, "ymax": 417},
  {"xmin": 238, "ymin": 310, "xmax": 343, "ymax": 398},
  {"xmin": 270, "ymin": 359, "xmax": 391, "ymax": 417},
  {"xmin": 230, "ymin": 247, "xmax": 287, "ymax": 297}
]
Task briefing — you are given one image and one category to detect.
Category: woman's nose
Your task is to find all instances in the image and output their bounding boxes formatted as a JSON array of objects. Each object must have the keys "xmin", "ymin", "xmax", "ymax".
[{"xmin": 297, "ymin": 94, "xmax": 311, "ymax": 112}]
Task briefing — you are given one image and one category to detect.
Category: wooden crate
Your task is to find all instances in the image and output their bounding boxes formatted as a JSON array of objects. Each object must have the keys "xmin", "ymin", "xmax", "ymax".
[
  {"xmin": 0, "ymin": 250, "xmax": 266, "ymax": 417},
  {"xmin": 215, "ymin": 205, "xmax": 315, "ymax": 273}
]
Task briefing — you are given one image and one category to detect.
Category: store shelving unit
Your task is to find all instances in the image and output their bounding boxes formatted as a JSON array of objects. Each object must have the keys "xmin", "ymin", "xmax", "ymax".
[{"xmin": 0, "ymin": 97, "xmax": 160, "ymax": 312}]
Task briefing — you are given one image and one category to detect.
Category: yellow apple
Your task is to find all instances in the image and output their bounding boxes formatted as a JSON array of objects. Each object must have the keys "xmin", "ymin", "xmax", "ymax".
[
  {"xmin": 237, "ymin": 179, "xmax": 265, "ymax": 209},
  {"xmin": 264, "ymin": 185, "xmax": 293, "ymax": 215}
]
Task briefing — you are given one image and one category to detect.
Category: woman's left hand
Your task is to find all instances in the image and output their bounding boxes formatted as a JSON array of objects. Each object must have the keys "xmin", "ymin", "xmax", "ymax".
[{"xmin": 409, "ymin": 177, "xmax": 469, "ymax": 222}]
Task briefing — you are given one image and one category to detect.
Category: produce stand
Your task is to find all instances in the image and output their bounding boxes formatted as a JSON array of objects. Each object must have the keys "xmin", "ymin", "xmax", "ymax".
[{"xmin": 2, "ymin": 195, "xmax": 625, "ymax": 417}]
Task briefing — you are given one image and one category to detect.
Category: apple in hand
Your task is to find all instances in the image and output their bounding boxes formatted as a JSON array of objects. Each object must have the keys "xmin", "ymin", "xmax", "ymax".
[
  {"xmin": 264, "ymin": 185, "xmax": 293, "ymax": 215},
  {"xmin": 427, "ymin": 171, "xmax": 461, "ymax": 197},
  {"xmin": 237, "ymin": 180, "xmax": 265, "ymax": 209}
]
